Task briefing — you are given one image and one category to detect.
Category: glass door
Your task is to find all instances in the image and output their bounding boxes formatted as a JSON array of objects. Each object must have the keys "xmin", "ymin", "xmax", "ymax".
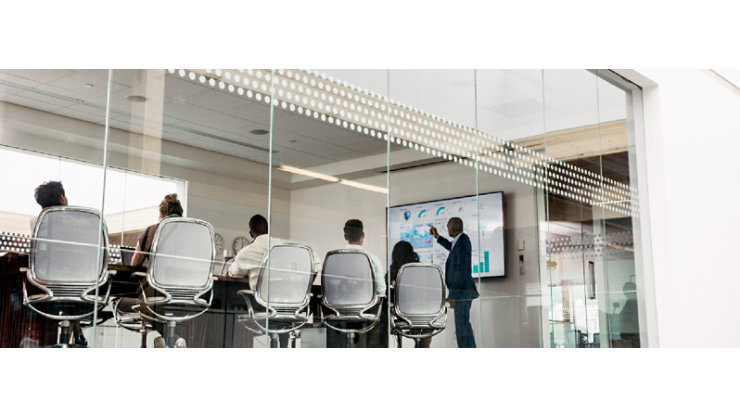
[{"xmin": 541, "ymin": 69, "xmax": 646, "ymax": 348}]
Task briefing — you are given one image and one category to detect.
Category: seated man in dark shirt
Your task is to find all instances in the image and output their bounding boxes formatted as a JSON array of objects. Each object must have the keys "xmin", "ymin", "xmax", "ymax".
[{"xmin": 32, "ymin": 181, "xmax": 86, "ymax": 347}]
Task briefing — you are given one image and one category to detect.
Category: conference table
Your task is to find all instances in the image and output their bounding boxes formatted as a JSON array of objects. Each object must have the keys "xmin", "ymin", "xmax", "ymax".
[{"xmin": 0, "ymin": 250, "xmax": 321, "ymax": 348}]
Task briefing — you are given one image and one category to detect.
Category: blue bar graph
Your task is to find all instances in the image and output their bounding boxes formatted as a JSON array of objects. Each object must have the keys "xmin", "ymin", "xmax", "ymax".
[
  {"xmin": 484, "ymin": 251, "xmax": 490, "ymax": 273},
  {"xmin": 473, "ymin": 264, "xmax": 479, "ymax": 273}
]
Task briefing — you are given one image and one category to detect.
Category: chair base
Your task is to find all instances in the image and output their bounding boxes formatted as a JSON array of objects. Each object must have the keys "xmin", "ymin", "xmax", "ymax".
[
  {"xmin": 37, "ymin": 320, "xmax": 88, "ymax": 348},
  {"xmin": 394, "ymin": 331, "xmax": 435, "ymax": 348},
  {"xmin": 267, "ymin": 330, "xmax": 301, "ymax": 348}
]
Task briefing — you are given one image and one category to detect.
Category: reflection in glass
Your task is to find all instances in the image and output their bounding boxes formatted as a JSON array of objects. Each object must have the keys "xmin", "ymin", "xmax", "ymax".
[{"xmin": 0, "ymin": 68, "xmax": 648, "ymax": 349}]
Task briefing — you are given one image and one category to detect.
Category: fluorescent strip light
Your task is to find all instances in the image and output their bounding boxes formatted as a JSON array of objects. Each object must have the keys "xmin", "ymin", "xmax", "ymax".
[
  {"xmin": 279, "ymin": 164, "xmax": 387, "ymax": 194},
  {"xmin": 279, "ymin": 165, "xmax": 339, "ymax": 182},
  {"xmin": 339, "ymin": 179, "xmax": 388, "ymax": 194}
]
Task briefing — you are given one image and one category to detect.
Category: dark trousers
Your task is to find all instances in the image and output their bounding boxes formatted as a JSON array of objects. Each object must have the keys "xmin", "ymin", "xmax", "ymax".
[
  {"xmin": 366, "ymin": 299, "xmax": 389, "ymax": 348},
  {"xmin": 271, "ymin": 332, "xmax": 290, "ymax": 348},
  {"xmin": 453, "ymin": 300, "xmax": 476, "ymax": 348},
  {"xmin": 326, "ymin": 323, "xmax": 371, "ymax": 348}
]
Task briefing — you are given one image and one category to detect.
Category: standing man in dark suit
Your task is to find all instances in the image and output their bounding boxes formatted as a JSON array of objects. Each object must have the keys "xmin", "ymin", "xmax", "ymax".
[{"xmin": 430, "ymin": 217, "xmax": 479, "ymax": 348}]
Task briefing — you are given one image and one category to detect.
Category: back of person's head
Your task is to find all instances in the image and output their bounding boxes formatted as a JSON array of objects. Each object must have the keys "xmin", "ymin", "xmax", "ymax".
[
  {"xmin": 159, "ymin": 193, "xmax": 183, "ymax": 217},
  {"xmin": 343, "ymin": 219, "xmax": 364, "ymax": 243},
  {"xmin": 390, "ymin": 241, "xmax": 419, "ymax": 281},
  {"xmin": 34, "ymin": 181, "xmax": 65, "ymax": 208},
  {"xmin": 249, "ymin": 214, "xmax": 268, "ymax": 236},
  {"xmin": 392, "ymin": 240, "xmax": 418, "ymax": 267},
  {"xmin": 448, "ymin": 217, "xmax": 464, "ymax": 235}
]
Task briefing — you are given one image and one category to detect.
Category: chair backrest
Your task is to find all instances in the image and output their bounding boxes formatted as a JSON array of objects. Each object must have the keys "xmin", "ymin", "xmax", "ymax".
[
  {"xmin": 395, "ymin": 263, "xmax": 445, "ymax": 317},
  {"xmin": 256, "ymin": 243, "xmax": 315, "ymax": 305},
  {"xmin": 149, "ymin": 217, "xmax": 214, "ymax": 289},
  {"xmin": 30, "ymin": 206, "xmax": 108, "ymax": 286},
  {"xmin": 321, "ymin": 250, "xmax": 375, "ymax": 307}
]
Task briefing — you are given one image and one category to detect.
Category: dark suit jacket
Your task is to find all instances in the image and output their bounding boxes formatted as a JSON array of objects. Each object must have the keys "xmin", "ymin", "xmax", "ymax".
[{"xmin": 437, "ymin": 233, "xmax": 479, "ymax": 301}]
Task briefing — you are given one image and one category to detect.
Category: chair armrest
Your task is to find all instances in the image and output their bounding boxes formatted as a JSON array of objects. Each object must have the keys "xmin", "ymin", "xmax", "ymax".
[
  {"xmin": 132, "ymin": 271, "xmax": 147, "ymax": 278},
  {"xmin": 19, "ymin": 267, "xmax": 28, "ymax": 273},
  {"xmin": 237, "ymin": 289, "xmax": 255, "ymax": 296},
  {"xmin": 107, "ymin": 270, "xmax": 117, "ymax": 276}
]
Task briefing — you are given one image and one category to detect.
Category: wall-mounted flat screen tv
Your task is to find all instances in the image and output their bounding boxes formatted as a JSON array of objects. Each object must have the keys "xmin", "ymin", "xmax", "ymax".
[{"xmin": 387, "ymin": 192, "xmax": 505, "ymax": 278}]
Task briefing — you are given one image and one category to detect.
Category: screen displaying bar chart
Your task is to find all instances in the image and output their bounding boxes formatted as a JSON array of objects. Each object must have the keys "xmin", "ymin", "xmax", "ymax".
[{"xmin": 388, "ymin": 192, "xmax": 505, "ymax": 278}]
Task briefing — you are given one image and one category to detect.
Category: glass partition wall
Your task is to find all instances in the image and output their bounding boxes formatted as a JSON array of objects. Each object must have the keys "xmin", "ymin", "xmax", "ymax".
[{"xmin": 0, "ymin": 69, "xmax": 647, "ymax": 348}]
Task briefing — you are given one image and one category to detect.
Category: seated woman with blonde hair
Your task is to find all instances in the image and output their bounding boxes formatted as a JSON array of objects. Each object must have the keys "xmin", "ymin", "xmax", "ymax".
[{"xmin": 131, "ymin": 193, "xmax": 183, "ymax": 267}]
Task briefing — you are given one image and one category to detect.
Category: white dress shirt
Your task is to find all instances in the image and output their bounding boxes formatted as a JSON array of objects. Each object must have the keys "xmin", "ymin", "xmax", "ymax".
[
  {"xmin": 451, "ymin": 233, "xmax": 461, "ymax": 250},
  {"xmin": 228, "ymin": 234, "xmax": 321, "ymax": 290},
  {"xmin": 345, "ymin": 244, "xmax": 386, "ymax": 295}
]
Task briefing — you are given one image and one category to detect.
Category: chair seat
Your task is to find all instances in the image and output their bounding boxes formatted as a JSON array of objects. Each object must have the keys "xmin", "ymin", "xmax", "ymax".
[{"xmin": 325, "ymin": 314, "xmax": 376, "ymax": 322}]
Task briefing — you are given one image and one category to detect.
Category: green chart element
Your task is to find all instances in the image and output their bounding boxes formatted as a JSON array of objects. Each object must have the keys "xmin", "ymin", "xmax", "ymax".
[{"xmin": 474, "ymin": 251, "xmax": 490, "ymax": 274}]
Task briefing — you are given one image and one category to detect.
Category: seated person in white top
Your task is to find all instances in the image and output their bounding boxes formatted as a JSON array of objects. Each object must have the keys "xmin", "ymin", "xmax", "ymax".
[
  {"xmin": 342, "ymin": 218, "xmax": 386, "ymax": 295},
  {"xmin": 326, "ymin": 219, "xmax": 386, "ymax": 348},
  {"xmin": 228, "ymin": 214, "xmax": 321, "ymax": 289},
  {"xmin": 228, "ymin": 214, "xmax": 320, "ymax": 347},
  {"xmin": 227, "ymin": 214, "xmax": 274, "ymax": 289}
]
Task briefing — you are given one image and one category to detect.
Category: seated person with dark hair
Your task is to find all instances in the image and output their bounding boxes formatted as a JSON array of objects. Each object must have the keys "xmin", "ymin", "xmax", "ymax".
[
  {"xmin": 228, "ymin": 214, "xmax": 321, "ymax": 347},
  {"xmin": 30, "ymin": 180, "xmax": 87, "ymax": 346},
  {"xmin": 370, "ymin": 240, "xmax": 433, "ymax": 348},
  {"xmin": 228, "ymin": 215, "xmax": 274, "ymax": 289},
  {"xmin": 342, "ymin": 219, "xmax": 385, "ymax": 295},
  {"xmin": 326, "ymin": 219, "xmax": 386, "ymax": 348},
  {"xmin": 30, "ymin": 180, "xmax": 68, "ymax": 231}
]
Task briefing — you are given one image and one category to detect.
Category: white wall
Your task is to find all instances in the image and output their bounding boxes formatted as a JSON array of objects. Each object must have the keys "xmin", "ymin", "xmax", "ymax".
[{"xmin": 629, "ymin": 70, "xmax": 740, "ymax": 347}]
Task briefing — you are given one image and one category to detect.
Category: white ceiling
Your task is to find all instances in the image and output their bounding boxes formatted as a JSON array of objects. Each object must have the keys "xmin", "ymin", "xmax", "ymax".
[
  {"xmin": 0, "ymin": 69, "xmax": 628, "ymax": 172},
  {"xmin": 317, "ymin": 69, "xmax": 628, "ymax": 142},
  {"xmin": 0, "ymin": 69, "xmax": 395, "ymax": 169}
]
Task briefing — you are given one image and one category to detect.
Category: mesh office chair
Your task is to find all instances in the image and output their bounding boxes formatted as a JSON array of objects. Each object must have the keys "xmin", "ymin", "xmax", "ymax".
[
  {"xmin": 23, "ymin": 206, "xmax": 113, "ymax": 347},
  {"xmin": 320, "ymin": 249, "xmax": 383, "ymax": 348},
  {"xmin": 237, "ymin": 243, "xmax": 316, "ymax": 348},
  {"xmin": 114, "ymin": 217, "xmax": 215, "ymax": 348},
  {"xmin": 391, "ymin": 263, "xmax": 447, "ymax": 348}
]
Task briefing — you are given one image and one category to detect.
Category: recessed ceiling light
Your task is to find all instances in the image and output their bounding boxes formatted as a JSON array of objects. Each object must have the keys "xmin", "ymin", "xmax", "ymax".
[
  {"xmin": 249, "ymin": 129, "xmax": 269, "ymax": 135},
  {"xmin": 126, "ymin": 95, "xmax": 147, "ymax": 103},
  {"xmin": 84, "ymin": 83, "xmax": 95, "ymax": 88}
]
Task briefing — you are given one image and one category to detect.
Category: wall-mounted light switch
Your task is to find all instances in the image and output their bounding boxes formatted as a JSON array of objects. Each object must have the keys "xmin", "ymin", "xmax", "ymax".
[{"xmin": 519, "ymin": 254, "xmax": 525, "ymax": 275}]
